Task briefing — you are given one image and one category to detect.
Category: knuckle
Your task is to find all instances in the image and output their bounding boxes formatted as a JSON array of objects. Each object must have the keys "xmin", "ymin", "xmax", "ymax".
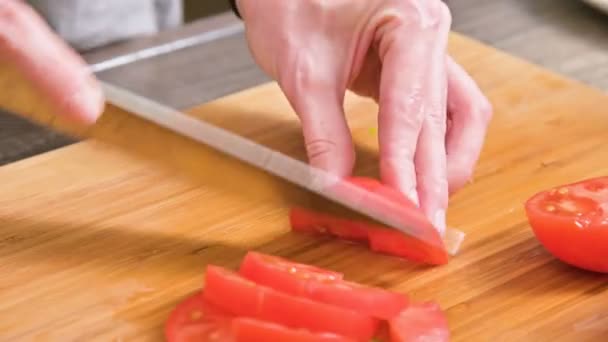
[
  {"xmin": 400, "ymin": 0, "xmax": 451, "ymax": 32},
  {"xmin": 306, "ymin": 138, "xmax": 338, "ymax": 161}
]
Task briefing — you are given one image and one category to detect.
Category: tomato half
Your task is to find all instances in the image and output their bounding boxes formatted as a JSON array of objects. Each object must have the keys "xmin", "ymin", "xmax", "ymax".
[
  {"xmin": 164, "ymin": 291, "xmax": 233, "ymax": 342},
  {"xmin": 289, "ymin": 176, "xmax": 448, "ymax": 265},
  {"xmin": 239, "ymin": 251, "xmax": 409, "ymax": 320},
  {"xmin": 389, "ymin": 302, "xmax": 450, "ymax": 342},
  {"xmin": 232, "ymin": 317, "xmax": 356, "ymax": 342},
  {"xmin": 203, "ymin": 265, "xmax": 380, "ymax": 340},
  {"xmin": 524, "ymin": 176, "xmax": 608, "ymax": 273}
]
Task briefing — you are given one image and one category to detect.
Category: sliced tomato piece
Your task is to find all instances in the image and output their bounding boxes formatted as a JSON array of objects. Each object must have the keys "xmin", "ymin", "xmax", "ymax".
[
  {"xmin": 389, "ymin": 302, "xmax": 450, "ymax": 342},
  {"xmin": 290, "ymin": 206, "xmax": 369, "ymax": 242},
  {"xmin": 203, "ymin": 265, "xmax": 380, "ymax": 340},
  {"xmin": 290, "ymin": 177, "xmax": 448, "ymax": 265},
  {"xmin": 239, "ymin": 251, "xmax": 408, "ymax": 320},
  {"xmin": 290, "ymin": 178, "xmax": 447, "ymax": 264},
  {"xmin": 525, "ymin": 176, "xmax": 608, "ymax": 273},
  {"xmin": 165, "ymin": 291, "xmax": 233, "ymax": 342},
  {"xmin": 232, "ymin": 317, "xmax": 356, "ymax": 342}
]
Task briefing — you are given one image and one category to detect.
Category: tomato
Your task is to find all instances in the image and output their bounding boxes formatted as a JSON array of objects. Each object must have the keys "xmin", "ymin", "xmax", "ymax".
[
  {"xmin": 164, "ymin": 291, "xmax": 233, "ymax": 342},
  {"xmin": 524, "ymin": 176, "xmax": 608, "ymax": 273},
  {"xmin": 203, "ymin": 265, "xmax": 380, "ymax": 340},
  {"xmin": 389, "ymin": 302, "xmax": 450, "ymax": 342},
  {"xmin": 290, "ymin": 206, "xmax": 369, "ymax": 242},
  {"xmin": 239, "ymin": 251, "xmax": 409, "ymax": 320},
  {"xmin": 232, "ymin": 317, "xmax": 356, "ymax": 342},
  {"xmin": 289, "ymin": 177, "xmax": 448, "ymax": 265}
]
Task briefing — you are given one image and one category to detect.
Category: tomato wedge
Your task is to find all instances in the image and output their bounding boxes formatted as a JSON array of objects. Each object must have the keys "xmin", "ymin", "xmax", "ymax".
[
  {"xmin": 232, "ymin": 318, "xmax": 356, "ymax": 342},
  {"xmin": 239, "ymin": 251, "xmax": 409, "ymax": 320},
  {"xmin": 203, "ymin": 265, "xmax": 380, "ymax": 340},
  {"xmin": 524, "ymin": 176, "xmax": 608, "ymax": 273},
  {"xmin": 165, "ymin": 291, "xmax": 233, "ymax": 342},
  {"xmin": 389, "ymin": 302, "xmax": 450, "ymax": 342},
  {"xmin": 289, "ymin": 176, "xmax": 448, "ymax": 265}
]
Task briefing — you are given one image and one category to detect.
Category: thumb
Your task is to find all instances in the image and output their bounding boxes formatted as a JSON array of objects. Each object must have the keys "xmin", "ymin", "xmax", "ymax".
[{"xmin": 282, "ymin": 82, "xmax": 355, "ymax": 177}]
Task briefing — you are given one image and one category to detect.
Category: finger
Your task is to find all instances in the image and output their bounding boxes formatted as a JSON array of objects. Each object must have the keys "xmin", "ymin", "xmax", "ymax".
[
  {"xmin": 413, "ymin": 3, "xmax": 451, "ymax": 235},
  {"xmin": 377, "ymin": 25, "xmax": 431, "ymax": 206},
  {"xmin": 283, "ymin": 83, "xmax": 355, "ymax": 178},
  {"xmin": 0, "ymin": 0, "xmax": 104, "ymax": 124},
  {"xmin": 446, "ymin": 56, "xmax": 493, "ymax": 194}
]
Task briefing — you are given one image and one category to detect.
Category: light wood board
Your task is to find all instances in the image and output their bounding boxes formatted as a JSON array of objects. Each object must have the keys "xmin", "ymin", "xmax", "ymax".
[{"xmin": 0, "ymin": 33, "xmax": 607, "ymax": 341}]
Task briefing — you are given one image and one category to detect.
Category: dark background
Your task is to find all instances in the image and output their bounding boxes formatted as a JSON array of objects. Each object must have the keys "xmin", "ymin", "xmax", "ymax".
[{"xmin": 184, "ymin": 0, "xmax": 231, "ymax": 21}]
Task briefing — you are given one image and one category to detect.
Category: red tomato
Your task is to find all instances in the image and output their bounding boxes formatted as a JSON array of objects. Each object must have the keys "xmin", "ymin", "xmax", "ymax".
[
  {"xmin": 164, "ymin": 291, "xmax": 233, "ymax": 342},
  {"xmin": 203, "ymin": 265, "xmax": 380, "ymax": 340},
  {"xmin": 525, "ymin": 176, "xmax": 608, "ymax": 273},
  {"xmin": 389, "ymin": 302, "xmax": 450, "ymax": 342},
  {"xmin": 289, "ymin": 177, "xmax": 448, "ymax": 265},
  {"xmin": 239, "ymin": 251, "xmax": 409, "ymax": 320},
  {"xmin": 232, "ymin": 317, "xmax": 356, "ymax": 342},
  {"xmin": 290, "ymin": 206, "xmax": 369, "ymax": 242}
]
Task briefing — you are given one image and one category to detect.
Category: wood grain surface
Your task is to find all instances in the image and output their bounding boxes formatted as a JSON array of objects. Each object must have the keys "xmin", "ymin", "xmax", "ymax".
[{"xmin": 1, "ymin": 32, "xmax": 608, "ymax": 342}]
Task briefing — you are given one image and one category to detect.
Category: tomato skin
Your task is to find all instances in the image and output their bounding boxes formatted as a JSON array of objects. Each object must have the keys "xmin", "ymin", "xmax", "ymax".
[
  {"xmin": 238, "ymin": 251, "xmax": 344, "ymax": 295},
  {"xmin": 389, "ymin": 302, "xmax": 450, "ymax": 342},
  {"xmin": 239, "ymin": 251, "xmax": 409, "ymax": 320},
  {"xmin": 290, "ymin": 177, "xmax": 448, "ymax": 265},
  {"xmin": 164, "ymin": 291, "xmax": 233, "ymax": 342},
  {"xmin": 290, "ymin": 207, "xmax": 369, "ymax": 242},
  {"xmin": 525, "ymin": 177, "xmax": 608, "ymax": 273},
  {"xmin": 203, "ymin": 265, "xmax": 380, "ymax": 340},
  {"xmin": 232, "ymin": 318, "xmax": 356, "ymax": 342}
]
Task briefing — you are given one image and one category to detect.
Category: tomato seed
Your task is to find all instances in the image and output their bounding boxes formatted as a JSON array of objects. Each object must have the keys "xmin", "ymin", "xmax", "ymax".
[
  {"xmin": 545, "ymin": 205, "xmax": 556, "ymax": 212},
  {"xmin": 558, "ymin": 187, "xmax": 569, "ymax": 195}
]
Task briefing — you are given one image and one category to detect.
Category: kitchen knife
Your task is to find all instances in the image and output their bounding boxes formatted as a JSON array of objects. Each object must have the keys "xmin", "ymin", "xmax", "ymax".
[
  {"xmin": 100, "ymin": 82, "xmax": 465, "ymax": 255},
  {"xmin": 0, "ymin": 62, "xmax": 463, "ymax": 256}
]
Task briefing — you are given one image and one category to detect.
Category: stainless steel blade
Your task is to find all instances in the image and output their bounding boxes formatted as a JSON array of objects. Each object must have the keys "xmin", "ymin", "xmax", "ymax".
[{"xmin": 101, "ymin": 81, "xmax": 463, "ymax": 253}]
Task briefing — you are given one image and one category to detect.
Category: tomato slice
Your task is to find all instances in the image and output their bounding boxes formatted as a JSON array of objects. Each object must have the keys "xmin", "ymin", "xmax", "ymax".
[
  {"xmin": 239, "ymin": 251, "xmax": 409, "ymax": 320},
  {"xmin": 232, "ymin": 317, "xmax": 356, "ymax": 342},
  {"xmin": 290, "ymin": 177, "xmax": 448, "ymax": 265},
  {"xmin": 389, "ymin": 302, "xmax": 450, "ymax": 342},
  {"xmin": 525, "ymin": 176, "xmax": 608, "ymax": 273},
  {"xmin": 203, "ymin": 265, "xmax": 380, "ymax": 340},
  {"xmin": 290, "ymin": 206, "xmax": 369, "ymax": 242},
  {"xmin": 164, "ymin": 291, "xmax": 233, "ymax": 342}
]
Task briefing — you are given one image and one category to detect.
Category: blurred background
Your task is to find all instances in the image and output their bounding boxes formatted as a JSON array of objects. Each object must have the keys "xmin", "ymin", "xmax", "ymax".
[{"xmin": 183, "ymin": 0, "xmax": 230, "ymax": 21}]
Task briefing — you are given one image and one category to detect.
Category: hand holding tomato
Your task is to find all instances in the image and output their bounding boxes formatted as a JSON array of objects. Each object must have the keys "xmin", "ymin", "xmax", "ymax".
[
  {"xmin": 237, "ymin": 0, "xmax": 493, "ymax": 234},
  {"xmin": 0, "ymin": 0, "xmax": 105, "ymax": 124}
]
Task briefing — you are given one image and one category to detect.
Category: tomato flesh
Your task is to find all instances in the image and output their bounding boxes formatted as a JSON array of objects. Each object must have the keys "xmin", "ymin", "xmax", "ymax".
[
  {"xmin": 203, "ymin": 265, "xmax": 380, "ymax": 340},
  {"xmin": 232, "ymin": 317, "xmax": 356, "ymax": 342},
  {"xmin": 389, "ymin": 302, "xmax": 450, "ymax": 342},
  {"xmin": 165, "ymin": 291, "xmax": 233, "ymax": 342},
  {"xmin": 525, "ymin": 176, "xmax": 608, "ymax": 273},
  {"xmin": 239, "ymin": 251, "xmax": 409, "ymax": 320},
  {"xmin": 289, "ymin": 177, "xmax": 448, "ymax": 265}
]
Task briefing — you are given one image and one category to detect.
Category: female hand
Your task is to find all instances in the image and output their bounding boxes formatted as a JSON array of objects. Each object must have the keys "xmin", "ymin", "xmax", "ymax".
[
  {"xmin": 0, "ymin": 0, "xmax": 104, "ymax": 124},
  {"xmin": 238, "ymin": 0, "xmax": 492, "ymax": 234}
]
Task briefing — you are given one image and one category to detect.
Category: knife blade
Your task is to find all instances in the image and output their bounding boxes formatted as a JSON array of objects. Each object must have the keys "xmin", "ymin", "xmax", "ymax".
[{"xmin": 101, "ymin": 81, "xmax": 464, "ymax": 256}]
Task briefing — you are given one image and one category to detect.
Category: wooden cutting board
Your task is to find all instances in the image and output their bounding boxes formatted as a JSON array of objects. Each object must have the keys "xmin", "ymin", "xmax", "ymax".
[{"xmin": 1, "ymin": 33, "xmax": 607, "ymax": 341}]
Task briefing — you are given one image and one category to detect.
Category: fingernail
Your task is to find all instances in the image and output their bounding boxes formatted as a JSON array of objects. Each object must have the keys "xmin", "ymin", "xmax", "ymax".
[
  {"xmin": 407, "ymin": 188, "xmax": 419, "ymax": 207},
  {"xmin": 64, "ymin": 79, "xmax": 105, "ymax": 124},
  {"xmin": 433, "ymin": 209, "xmax": 446, "ymax": 236}
]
